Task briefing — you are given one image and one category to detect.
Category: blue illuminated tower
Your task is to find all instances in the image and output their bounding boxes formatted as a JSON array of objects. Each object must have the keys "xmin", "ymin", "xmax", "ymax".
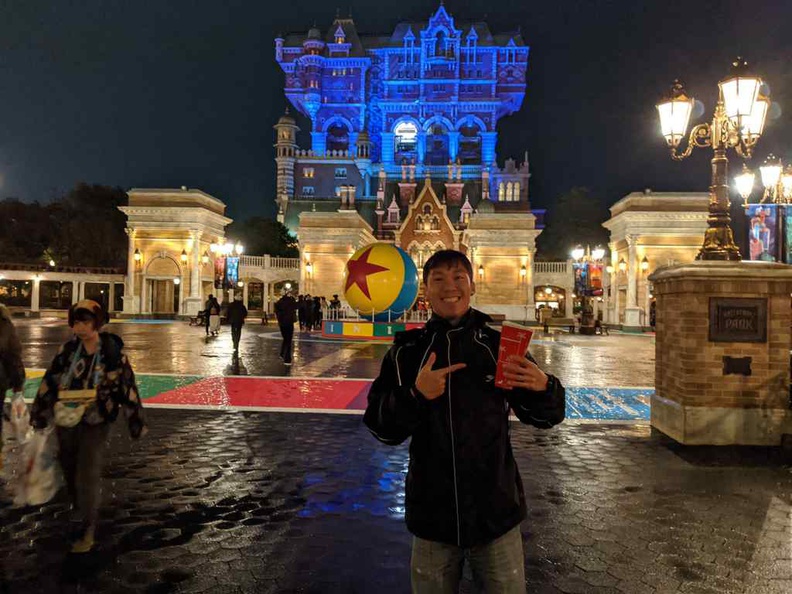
[{"xmin": 274, "ymin": 4, "xmax": 532, "ymax": 236}]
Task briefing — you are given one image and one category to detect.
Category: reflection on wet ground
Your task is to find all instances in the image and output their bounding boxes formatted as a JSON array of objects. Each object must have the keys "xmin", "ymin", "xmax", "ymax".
[{"xmin": 14, "ymin": 317, "xmax": 656, "ymax": 387}]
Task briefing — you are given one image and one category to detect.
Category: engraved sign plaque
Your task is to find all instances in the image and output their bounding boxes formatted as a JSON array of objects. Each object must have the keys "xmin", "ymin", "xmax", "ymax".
[{"xmin": 709, "ymin": 298, "xmax": 767, "ymax": 343}]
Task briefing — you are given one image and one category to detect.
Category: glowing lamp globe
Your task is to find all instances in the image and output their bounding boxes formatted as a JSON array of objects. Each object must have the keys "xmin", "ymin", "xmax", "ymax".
[{"xmin": 343, "ymin": 243, "xmax": 418, "ymax": 322}]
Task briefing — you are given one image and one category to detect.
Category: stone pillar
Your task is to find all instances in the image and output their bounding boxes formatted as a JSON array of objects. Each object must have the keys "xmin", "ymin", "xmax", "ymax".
[
  {"xmin": 613, "ymin": 274, "xmax": 620, "ymax": 326},
  {"xmin": 417, "ymin": 132, "xmax": 426, "ymax": 164},
  {"xmin": 380, "ymin": 133, "xmax": 394, "ymax": 165},
  {"xmin": 242, "ymin": 282, "xmax": 249, "ymax": 308},
  {"xmin": 78, "ymin": 282, "xmax": 86, "ymax": 300},
  {"xmin": 108, "ymin": 282, "xmax": 115, "ymax": 312},
  {"xmin": 649, "ymin": 261, "xmax": 792, "ymax": 445},
  {"xmin": 481, "ymin": 132, "xmax": 497, "ymax": 165},
  {"xmin": 624, "ymin": 235, "xmax": 642, "ymax": 331},
  {"xmin": 311, "ymin": 132, "xmax": 326, "ymax": 156},
  {"xmin": 72, "ymin": 281, "xmax": 79, "ymax": 305},
  {"xmin": 448, "ymin": 131, "xmax": 460, "ymax": 161},
  {"xmin": 183, "ymin": 231, "xmax": 203, "ymax": 316},
  {"xmin": 123, "ymin": 228, "xmax": 137, "ymax": 313},
  {"xmin": 140, "ymin": 275, "xmax": 147, "ymax": 314},
  {"xmin": 31, "ymin": 277, "xmax": 40, "ymax": 312}
]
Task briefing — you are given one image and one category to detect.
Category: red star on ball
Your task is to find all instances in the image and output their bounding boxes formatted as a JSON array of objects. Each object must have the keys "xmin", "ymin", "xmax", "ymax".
[{"xmin": 345, "ymin": 246, "xmax": 389, "ymax": 300}]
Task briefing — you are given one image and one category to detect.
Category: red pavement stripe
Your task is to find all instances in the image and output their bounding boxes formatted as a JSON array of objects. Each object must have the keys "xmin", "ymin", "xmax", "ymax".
[{"xmin": 144, "ymin": 377, "xmax": 372, "ymax": 410}]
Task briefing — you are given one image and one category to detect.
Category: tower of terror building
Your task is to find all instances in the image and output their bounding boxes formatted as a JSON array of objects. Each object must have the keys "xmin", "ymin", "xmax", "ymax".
[{"xmin": 274, "ymin": 5, "xmax": 543, "ymax": 316}]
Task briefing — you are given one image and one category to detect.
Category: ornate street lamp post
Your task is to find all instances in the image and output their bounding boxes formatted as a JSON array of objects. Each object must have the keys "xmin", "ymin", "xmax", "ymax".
[
  {"xmin": 656, "ymin": 58, "xmax": 770, "ymax": 261},
  {"xmin": 571, "ymin": 244, "xmax": 606, "ymax": 333}
]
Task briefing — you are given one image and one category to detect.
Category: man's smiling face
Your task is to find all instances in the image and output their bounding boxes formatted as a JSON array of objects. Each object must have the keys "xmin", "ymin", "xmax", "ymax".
[{"xmin": 425, "ymin": 262, "xmax": 475, "ymax": 324}]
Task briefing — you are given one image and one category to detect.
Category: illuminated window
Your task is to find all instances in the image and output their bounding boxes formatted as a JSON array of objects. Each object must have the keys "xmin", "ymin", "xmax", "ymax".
[
  {"xmin": 394, "ymin": 122, "xmax": 418, "ymax": 154},
  {"xmin": 302, "ymin": 186, "xmax": 315, "ymax": 196},
  {"xmin": 334, "ymin": 168, "xmax": 347, "ymax": 179},
  {"xmin": 303, "ymin": 167, "xmax": 314, "ymax": 178},
  {"xmin": 498, "ymin": 182, "xmax": 505, "ymax": 200}
]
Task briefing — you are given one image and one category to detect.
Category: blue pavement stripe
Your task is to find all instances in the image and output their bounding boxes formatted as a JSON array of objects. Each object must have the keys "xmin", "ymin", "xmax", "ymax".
[{"xmin": 566, "ymin": 387, "xmax": 652, "ymax": 420}]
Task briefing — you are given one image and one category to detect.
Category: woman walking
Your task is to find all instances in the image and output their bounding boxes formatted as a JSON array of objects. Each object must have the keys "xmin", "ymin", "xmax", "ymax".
[{"xmin": 30, "ymin": 300, "xmax": 146, "ymax": 553}]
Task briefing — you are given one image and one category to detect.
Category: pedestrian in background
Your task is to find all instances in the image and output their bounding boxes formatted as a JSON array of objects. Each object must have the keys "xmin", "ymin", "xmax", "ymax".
[
  {"xmin": 0, "ymin": 303, "xmax": 26, "ymax": 469},
  {"xmin": 313, "ymin": 296, "xmax": 323, "ymax": 331},
  {"xmin": 274, "ymin": 292, "xmax": 298, "ymax": 366},
  {"xmin": 203, "ymin": 294, "xmax": 215, "ymax": 336},
  {"xmin": 30, "ymin": 300, "xmax": 146, "ymax": 554},
  {"xmin": 226, "ymin": 295, "xmax": 248, "ymax": 352}
]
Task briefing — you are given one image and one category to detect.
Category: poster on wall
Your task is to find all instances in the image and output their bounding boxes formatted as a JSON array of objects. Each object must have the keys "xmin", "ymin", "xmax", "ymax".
[
  {"xmin": 746, "ymin": 204, "xmax": 777, "ymax": 262},
  {"xmin": 214, "ymin": 258, "xmax": 226, "ymax": 289},
  {"xmin": 785, "ymin": 209, "xmax": 792, "ymax": 264},
  {"xmin": 588, "ymin": 264, "xmax": 603, "ymax": 296},
  {"xmin": 573, "ymin": 262, "xmax": 588, "ymax": 296},
  {"xmin": 225, "ymin": 257, "xmax": 240, "ymax": 287}
]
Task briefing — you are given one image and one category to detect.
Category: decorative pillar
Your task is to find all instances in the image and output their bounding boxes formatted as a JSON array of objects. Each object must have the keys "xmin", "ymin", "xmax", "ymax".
[
  {"xmin": 624, "ymin": 234, "xmax": 642, "ymax": 331},
  {"xmin": 140, "ymin": 275, "xmax": 147, "ymax": 314},
  {"xmin": 481, "ymin": 132, "xmax": 497, "ymax": 165},
  {"xmin": 31, "ymin": 277, "xmax": 40, "ymax": 312},
  {"xmin": 381, "ymin": 133, "xmax": 394, "ymax": 166},
  {"xmin": 417, "ymin": 132, "xmax": 426, "ymax": 164},
  {"xmin": 78, "ymin": 282, "xmax": 86, "ymax": 301},
  {"xmin": 108, "ymin": 282, "xmax": 115, "ymax": 312},
  {"xmin": 242, "ymin": 282, "xmax": 249, "ymax": 308},
  {"xmin": 311, "ymin": 132, "xmax": 327, "ymax": 156},
  {"xmin": 182, "ymin": 231, "xmax": 203, "ymax": 316},
  {"xmin": 448, "ymin": 131, "xmax": 460, "ymax": 161},
  {"xmin": 72, "ymin": 281, "xmax": 79, "ymax": 305},
  {"xmin": 123, "ymin": 228, "xmax": 137, "ymax": 313}
]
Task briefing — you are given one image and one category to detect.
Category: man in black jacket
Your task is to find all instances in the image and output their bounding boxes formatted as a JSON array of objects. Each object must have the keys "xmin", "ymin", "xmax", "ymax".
[
  {"xmin": 226, "ymin": 295, "xmax": 248, "ymax": 352},
  {"xmin": 364, "ymin": 250, "xmax": 565, "ymax": 593},
  {"xmin": 274, "ymin": 291, "xmax": 298, "ymax": 365}
]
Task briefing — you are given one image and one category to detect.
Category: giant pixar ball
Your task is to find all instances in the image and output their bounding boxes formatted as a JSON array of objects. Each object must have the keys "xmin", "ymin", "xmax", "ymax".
[{"xmin": 342, "ymin": 243, "xmax": 419, "ymax": 322}]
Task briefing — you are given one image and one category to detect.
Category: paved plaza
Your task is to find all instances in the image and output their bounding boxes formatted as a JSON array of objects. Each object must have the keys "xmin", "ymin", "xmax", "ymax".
[{"xmin": 1, "ymin": 318, "xmax": 790, "ymax": 593}]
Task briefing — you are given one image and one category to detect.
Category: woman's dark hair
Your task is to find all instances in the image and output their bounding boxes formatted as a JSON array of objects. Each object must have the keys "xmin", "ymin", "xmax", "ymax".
[
  {"xmin": 68, "ymin": 300, "xmax": 107, "ymax": 330},
  {"xmin": 422, "ymin": 250, "xmax": 473, "ymax": 284}
]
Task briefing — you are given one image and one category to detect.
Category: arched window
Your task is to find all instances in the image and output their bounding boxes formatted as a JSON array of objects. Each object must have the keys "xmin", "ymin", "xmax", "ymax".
[
  {"xmin": 423, "ymin": 205, "xmax": 432, "ymax": 215},
  {"xmin": 435, "ymin": 31, "xmax": 445, "ymax": 57},
  {"xmin": 327, "ymin": 123, "xmax": 349, "ymax": 153},
  {"xmin": 431, "ymin": 216, "xmax": 440, "ymax": 230},
  {"xmin": 458, "ymin": 124, "xmax": 481, "ymax": 165},
  {"xmin": 506, "ymin": 182, "xmax": 514, "ymax": 201},
  {"xmin": 498, "ymin": 182, "xmax": 505, "ymax": 201},
  {"xmin": 513, "ymin": 182, "xmax": 521, "ymax": 201},
  {"xmin": 394, "ymin": 122, "xmax": 418, "ymax": 161},
  {"xmin": 415, "ymin": 216, "xmax": 423, "ymax": 230},
  {"xmin": 426, "ymin": 124, "xmax": 449, "ymax": 165}
]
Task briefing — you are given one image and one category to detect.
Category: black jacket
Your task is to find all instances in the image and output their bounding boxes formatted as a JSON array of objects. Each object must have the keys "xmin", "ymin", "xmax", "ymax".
[
  {"xmin": 275, "ymin": 295, "xmax": 298, "ymax": 325},
  {"xmin": 226, "ymin": 300, "xmax": 248, "ymax": 327},
  {"xmin": 364, "ymin": 309, "xmax": 565, "ymax": 547}
]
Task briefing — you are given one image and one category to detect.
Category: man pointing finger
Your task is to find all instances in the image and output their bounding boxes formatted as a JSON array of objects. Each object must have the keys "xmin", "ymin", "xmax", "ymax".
[
  {"xmin": 413, "ymin": 352, "xmax": 467, "ymax": 400},
  {"xmin": 364, "ymin": 249, "xmax": 566, "ymax": 594}
]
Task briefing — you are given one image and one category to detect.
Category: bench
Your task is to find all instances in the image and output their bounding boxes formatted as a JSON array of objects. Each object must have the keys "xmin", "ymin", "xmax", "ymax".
[{"xmin": 543, "ymin": 318, "xmax": 576, "ymax": 333}]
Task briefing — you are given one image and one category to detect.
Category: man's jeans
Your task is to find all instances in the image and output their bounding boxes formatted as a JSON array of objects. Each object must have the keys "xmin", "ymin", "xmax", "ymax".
[{"xmin": 411, "ymin": 525, "xmax": 525, "ymax": 594}]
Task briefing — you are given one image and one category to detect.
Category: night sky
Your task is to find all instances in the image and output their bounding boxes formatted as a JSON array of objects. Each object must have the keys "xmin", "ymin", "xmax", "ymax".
[{"xmin": 1, "ymin": 0, "xmax": 790, "ymax": 222}]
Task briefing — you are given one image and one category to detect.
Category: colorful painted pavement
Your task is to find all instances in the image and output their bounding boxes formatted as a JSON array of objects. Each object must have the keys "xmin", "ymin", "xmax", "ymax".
[{"xmin": 16, "ymin": 371, "xmax": 653, "ymax": 420}]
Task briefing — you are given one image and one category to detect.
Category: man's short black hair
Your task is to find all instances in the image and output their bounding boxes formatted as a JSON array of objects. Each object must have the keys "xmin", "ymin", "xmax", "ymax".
[{"xmin": 422, "ymin": 250, "xmax": 473, "ymax": 284}]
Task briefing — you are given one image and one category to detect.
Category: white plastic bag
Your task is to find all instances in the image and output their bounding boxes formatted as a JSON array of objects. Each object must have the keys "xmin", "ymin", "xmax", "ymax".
[
  {"xmin": 5, "ymin": 426, "xmax": 62, "ymax": 507},
  {"xmin": 10, "ymin": 392, "xmax": 30, "ymax": 442}
]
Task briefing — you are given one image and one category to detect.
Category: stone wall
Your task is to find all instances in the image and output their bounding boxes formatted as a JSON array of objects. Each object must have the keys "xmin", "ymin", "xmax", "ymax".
[{"xmin": 651, "ymin": 261, "xmax": 792, "ymax": 445}]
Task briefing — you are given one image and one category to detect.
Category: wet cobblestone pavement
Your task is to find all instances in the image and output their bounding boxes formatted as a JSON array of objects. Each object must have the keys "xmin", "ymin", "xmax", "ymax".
[
  {"xmin": 1, "ymin": 410, "xmax": 790, "ymax": 594},
  {"xmin": 4, "ymin": 318, "xmax": 789, "ymax": 593}
]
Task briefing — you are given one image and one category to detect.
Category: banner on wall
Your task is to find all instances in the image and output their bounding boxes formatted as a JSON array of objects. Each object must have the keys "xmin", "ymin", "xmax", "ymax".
[
  {"xmin": 225, "ymin": 257, "xmax": 240, "ymax": 288},
  {"xmin": 214, "ymin": 258, "xmax": 226, "ymax": 289},
  {"xmin": 785, "ymin": 209, "xmax": 792, "ymax": 264},
  {"xmin": 573, "ymin": 262, "xmax": 588, "ymax": 297},
  {"xmin": 746, "ymin": 204, "xmax": 777, "ymax": 262},
  {"xmin": 588, "ymin": 264, "xmax": 603, "ymax": 296}
]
